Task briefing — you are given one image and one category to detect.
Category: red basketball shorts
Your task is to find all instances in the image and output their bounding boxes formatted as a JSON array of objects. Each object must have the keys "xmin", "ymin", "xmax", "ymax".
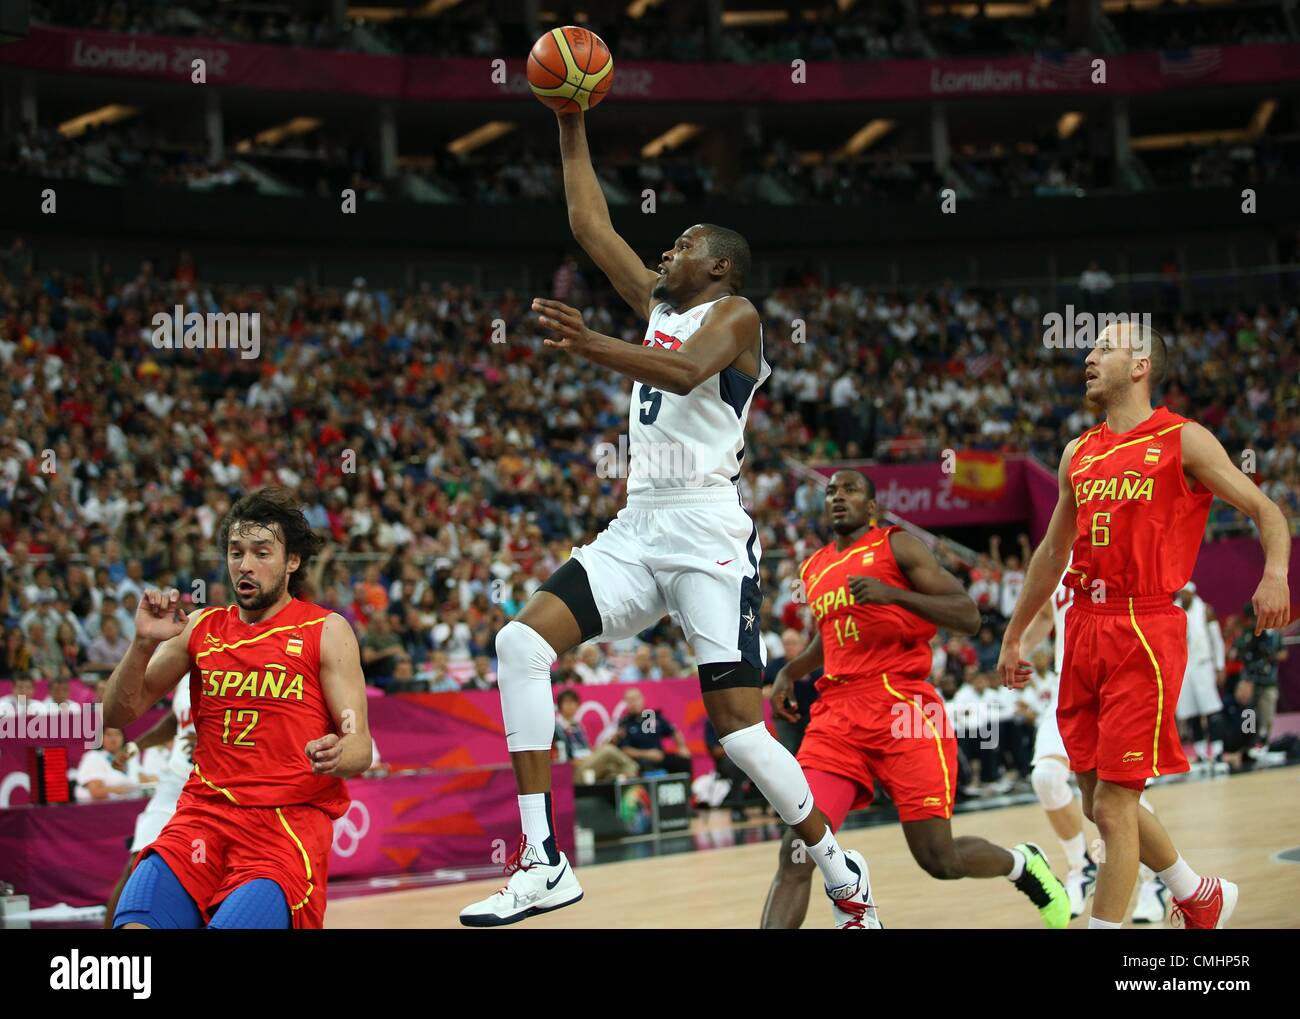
[
  {"xmin": 797, "ymin": 674, "xmax": 956, "ymax": 829},
  {"xmin": 141, "ymin": 790, "xmax": 335, "ymax": 929},
  {"xmin": 1059, "ymin": 594, "xmax": 1190, "ymax": 786}
]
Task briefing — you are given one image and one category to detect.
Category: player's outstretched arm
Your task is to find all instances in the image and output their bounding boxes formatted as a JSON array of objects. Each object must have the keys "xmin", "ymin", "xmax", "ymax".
[
  {"xmin": 534, "ymin": 293, "xmax": 757, "ymax": 395},
  {"xmin": 102, "ymin": 589, "xmax": 196, "ymax": 729},
  {"xmin": 1182, "ymin": 421, "xmax": 1291, "ymax": 633},
  {"xmin": 998, "ymin": 439, "xmax": 1079, "ymax": 686},
  {"xmin": 557, "ymin": 112, "xmax": 659, "ymax": 319},
  {"xmin": 308, "ymin": 613, "xmax": 374, "ymax": 779},
  {"xmin": 862, "ymin": 530, "xmax": 980, "ymax": 634}
]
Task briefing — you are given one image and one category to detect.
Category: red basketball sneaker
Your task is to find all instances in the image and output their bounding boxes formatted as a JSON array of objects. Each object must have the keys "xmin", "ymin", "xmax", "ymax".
[{"xmin": 1170, "ymin": 877, "xmax": 1238, "ymax": 929}]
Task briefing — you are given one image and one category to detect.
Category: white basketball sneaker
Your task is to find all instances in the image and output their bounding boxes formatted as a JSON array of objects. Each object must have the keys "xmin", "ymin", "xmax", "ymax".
[
  {"xmin": 1065, "ymin": 853, "xmax": 1098, "ymax": 918},
  {"xmin": 1131, "ymin": 877, "xmax": 1169, "ymax": 924},
  {"xmin": 825, "ymin": 849, "xmax": 882, "ymax": 929},
  {"xmin": 459, "ymin": 836, "xmax": 584, "ymax": 928}
]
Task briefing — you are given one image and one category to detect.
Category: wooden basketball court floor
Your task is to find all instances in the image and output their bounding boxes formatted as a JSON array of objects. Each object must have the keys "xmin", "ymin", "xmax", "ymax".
[{"xmin": 328, "ymin": 767, "xmax": 1300, "ymax": 929}]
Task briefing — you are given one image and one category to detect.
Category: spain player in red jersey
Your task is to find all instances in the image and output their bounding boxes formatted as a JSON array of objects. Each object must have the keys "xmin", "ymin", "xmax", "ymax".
[
  {"xmin": 103, "ymin": 488, "xmax": 373, "ymax": 929},
  {"xmin": 998, "ymin": 322, "xmax": 1291, "ymax": 929},
  {"xmin": 763, "ymin": 469, "xmax": 1071, "ymax": 928}
]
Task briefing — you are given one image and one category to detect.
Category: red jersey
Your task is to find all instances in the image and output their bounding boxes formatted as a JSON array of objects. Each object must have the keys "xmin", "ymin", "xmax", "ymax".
[
  {"xmin": 800, "ymin": 525, "xmax": 936, "ymax": 699},
  {"xmin": 183, "ymin": 599, "xmax": 349, "ymax": 819},
  {"xmin": 1065, "ymin": 406, "xmax": 1212, "ymax": 599}
]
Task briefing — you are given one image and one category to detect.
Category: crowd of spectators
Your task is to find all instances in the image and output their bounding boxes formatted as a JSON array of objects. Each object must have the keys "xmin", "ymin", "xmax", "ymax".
[{"xmin": 0, "ymin": 241, "xmax": 1296, "ymax": 729}]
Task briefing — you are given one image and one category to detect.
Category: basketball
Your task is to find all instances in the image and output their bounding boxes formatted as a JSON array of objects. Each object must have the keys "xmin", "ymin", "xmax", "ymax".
[{"xmin": 527, "ymin": 26, "xmax": 614, "ymax": 113}]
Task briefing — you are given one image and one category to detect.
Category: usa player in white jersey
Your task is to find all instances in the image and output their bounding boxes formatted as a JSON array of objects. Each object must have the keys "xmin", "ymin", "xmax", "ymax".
[
  {"xmin": 1174, "ymin": 582, "xmax": 1226, "ymax": 764},
  {"xmin": 1022, "ymin": 570, "xmax": 1167, "ymax": 922},
  {"xmin": 103, "ymin": 675, "xmax": 195, "ymax": 927},
  {"xmin": 460, "ymin": 109, "xmax": 873, "ymax": 927}
]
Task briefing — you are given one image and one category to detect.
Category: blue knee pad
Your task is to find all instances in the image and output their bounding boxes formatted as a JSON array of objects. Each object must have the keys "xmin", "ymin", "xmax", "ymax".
[
  {"xmin": 113, "ymin": 851, "xmax": 203, "ymax": 929},
  {"xmin": 207, "ymin": 879, "xmax": 291, "ymax": 929}
]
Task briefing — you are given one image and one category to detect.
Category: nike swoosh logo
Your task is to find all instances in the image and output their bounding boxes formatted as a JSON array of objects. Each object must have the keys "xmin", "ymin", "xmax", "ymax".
[
  {"xmin": 716, "ymin": 558, "xmax": 735, "ymax": 566},
  {"xmin": 713, "ymin": 669, "xmax": 734, "ymax": 683},
  {"xmin": 797, "ymin": 793, "xmax": 809, "ymax": 811},
  {"xmin": 546, "ymin": 863, "xmax": 568, "ymax": 890},
  {"xmin": 506, "ymin": 731, "xmax": 517, "ymax": 738}
]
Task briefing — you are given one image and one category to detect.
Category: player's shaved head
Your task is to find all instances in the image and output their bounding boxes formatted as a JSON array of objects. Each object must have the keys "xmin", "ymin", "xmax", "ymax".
[
  {"xmin": 825, "ymin": 469, "xmax": 877, "ymax": 538},
  {"xmin": 1107, "ymin": 320, "xmax": 1168, "ymax": 389},
  {"xmin": 698, "ymin": 224, "xmax": 751, "ymax": 291}
]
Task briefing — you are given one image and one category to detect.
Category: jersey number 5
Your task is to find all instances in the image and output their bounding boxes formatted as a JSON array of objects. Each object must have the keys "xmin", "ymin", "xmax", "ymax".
[{"xmin": 638, "ymin": 384, "xmax": 662, "ymax": 425}]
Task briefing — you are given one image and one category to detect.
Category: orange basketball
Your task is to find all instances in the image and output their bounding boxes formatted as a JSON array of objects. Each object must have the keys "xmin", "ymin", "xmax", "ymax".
[{"xmin": 527, "ymin": 26, "xmax": 614, "ymax": 113}]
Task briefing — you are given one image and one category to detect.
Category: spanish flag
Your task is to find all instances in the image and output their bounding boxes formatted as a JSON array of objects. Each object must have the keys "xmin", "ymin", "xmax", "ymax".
[
  {"xmin": 951, "ymin": 451, "xmax": 1007, "ymax": 502},
  {"xmin": 286, "ymin": 636, "xmax": 304, "ymax": 656}
]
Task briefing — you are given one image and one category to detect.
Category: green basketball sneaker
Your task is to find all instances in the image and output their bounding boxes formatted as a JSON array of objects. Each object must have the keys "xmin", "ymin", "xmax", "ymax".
[{"xmin": 1012, "ymin": 842, "xmax": 1071, "ymax": 929}]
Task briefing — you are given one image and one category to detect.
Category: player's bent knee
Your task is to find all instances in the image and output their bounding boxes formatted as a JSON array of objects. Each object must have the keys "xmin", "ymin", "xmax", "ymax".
[
  {"xmin": 496, "ymin": 620, "xmax": 561, "ymax": 753},
  {"xmin": 1030, "ymin": 757, "xmax": 1074, "ymax": 811},
  {"xmin": 913, "ymin": 846, "xmax": 963, "ymax": 880},
  {"xmin": 207, "ymin": 878, "xmax": 291, "ymax": 929},
  {"xmin": 112, "ymin": 851, "xmax": 202, "ymax": 929}
]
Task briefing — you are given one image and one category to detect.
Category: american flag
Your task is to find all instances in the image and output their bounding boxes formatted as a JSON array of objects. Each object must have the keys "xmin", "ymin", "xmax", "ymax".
[
  {"xmin": 1158, "ymin": 47, "xmax": 1223, "ymax": 79},
  {"xmin": 1030, "ymin": 50, "xmax": 1095, "ymax": 87}
]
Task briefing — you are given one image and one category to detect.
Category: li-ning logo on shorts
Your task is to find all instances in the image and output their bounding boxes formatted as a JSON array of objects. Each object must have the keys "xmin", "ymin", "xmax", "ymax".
[
  {"xmin": 923, "ymin": 796, "xmax": 942, "ymax": 807},
  {"xmin": 204, "ymin": 634, "xmax": 222, "ymax": 647},
  {"xmin": 1122, "ymin": 750, "xmax": 1144, "ymax": 763}
]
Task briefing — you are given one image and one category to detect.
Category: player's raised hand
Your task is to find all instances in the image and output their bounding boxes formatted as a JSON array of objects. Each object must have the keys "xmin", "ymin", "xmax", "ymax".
[
  {"xmin": 846, "ymin": 574, "xmax": 897, "ymax": 606},
  {"xmin": 769, "ymin": 667, "xmax": 801, "ymax": 722},
  {"xmin": 533, "ymin": 298, "xmax": 592, "ymax": 351},
  {"xmin": 134, "ymin": 588, "xmax": 188, "ymax": 644},
  {"xmin": 306, "ymin": 733, "xmax": 342, "ymax": 775},
  {"xmin": 996, "ymin": 635, "xmax": 1033, "ymax": 689},
  {"xmin": 1251, "ymin": 574, "xmax": 1291, "ymax": 634}
]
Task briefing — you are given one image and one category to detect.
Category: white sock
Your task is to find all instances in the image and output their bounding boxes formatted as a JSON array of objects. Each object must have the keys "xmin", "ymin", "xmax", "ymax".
[
  {"xmin": 1089, "ymin": 916, "xmax": 1123, "ymax": 929},
  {"xmin": 1062, "ymin": 833, "xmax": 1087, "ymax": 872},
  {"xmin": 808, "ymin": 826, "xmax": 858, "ymax": 889},
  {"xmin": 1005, "ymin": 847, "xmax": 1026, "ymax": 881},
  {"xmin": 1157, "ymin": 854, "xmax": 1201, "ymax": 900},
  {"xmin": 518, "ymin": 793, "xmax": 559, "ymax": 864}
]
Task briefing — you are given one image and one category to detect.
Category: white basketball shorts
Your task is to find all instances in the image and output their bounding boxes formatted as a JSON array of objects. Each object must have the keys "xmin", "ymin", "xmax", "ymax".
[{"xmin": 569, "ymin": 487, "xmax": 766, "ymax": 670}]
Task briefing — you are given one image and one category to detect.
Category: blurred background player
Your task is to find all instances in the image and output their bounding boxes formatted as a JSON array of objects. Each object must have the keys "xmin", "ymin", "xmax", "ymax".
[
  {"xmin": 998, "ymin": 322, "xmax": 1291, "ymax": 929},
  {"xmin": 763, "ymin": 469, "xmax": 1070, "ymax": 929},
  {"xmin": 103, "ymin": 488, "xmax": 373, "ymax": 929},
  {"xmin": 460, "ymin": 109, "xmax": 871, "ymax": 927},
  {"xmin": 103, "ymin": 674, "xmax": 195, "ymax": 928},
  {"xmin": 1174, "ymin": 582, "xmax": 1227, "ymax": 767}
]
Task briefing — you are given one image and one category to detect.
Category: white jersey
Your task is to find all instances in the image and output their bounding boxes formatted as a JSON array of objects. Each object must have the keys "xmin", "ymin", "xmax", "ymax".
[
  {"xmin": 162, "ymin": 675, "xmax": 195, "ymax": 788},
  {"xmin": 1180, "ymin": 592, "xmax": 1224, "ymax": 669},
  {"xmin": 1051, "ymin": 579, "xmax": 1074, "ymax": 676},
  {"xmin": 628, "ymin": 298, "xmax": 769, "ymax": 497}
]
